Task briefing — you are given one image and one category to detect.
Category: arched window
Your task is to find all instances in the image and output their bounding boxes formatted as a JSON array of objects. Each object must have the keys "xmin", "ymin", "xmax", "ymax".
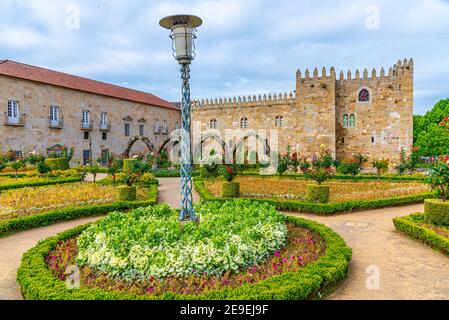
[
  {"xmin": 358, "ymin": 88, "xmax": 370, "ymax": 102},
  {"xmin": 275, "ymin": 116, "xmax": 284, "ymax": 127},
  {"xmin": 349, "ymin": 114, "xmax": 356, "ymax": 127},
  {"xmin": 210, "ymin": 118, "xmax": 218, "ymax": 129},
  {"xmin": 343, "ymin": 114, "xmax": 349, "ymax": 127},
  {"xmin": 240, "ymin": 117, "xmax": 249, "ymax": 129}
]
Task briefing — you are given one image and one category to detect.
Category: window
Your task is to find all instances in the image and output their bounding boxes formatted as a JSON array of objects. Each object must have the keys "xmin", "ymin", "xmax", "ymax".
[
  {"xmin": 371, "ymin": 137, "xmax": 375, "ymax": 143},
  {"xmin": 50, "ymin": 106, "xmax": 59, "ymax": 122},
  {"xmin": 210, "ymin": 118, "xmax": 218, "ymax": 129},
  {"xmin": 11, "ymin": 150, "xmax": 22, "ymax": 159},
  {"xmin": 102, "ymin": 132, "xmax": 107, "ymax": 140},
  {"xmin": 124, "ymin": 123, "xmax": 131, "ymax": 137},
  {"xmin": 82, "ymin": 110, "xmax": 90, "ymax": 124},
  {"xmin": 139, "ymin": 124, "xmax": 145, "ymax": 136},
  {"xmin": 343, "ymin": 114, "xmax": 349, "ymax": 127},
  {"xmin": 275, "ymin": 116, "xmax": 284, "ymax": 127},
  {"xmin": 358, "ymin": 89, "xmax": 370, "ymax": 102},
  {"xmin": 84, "ymin": 131, "xmax": 90, "ymax": 140},
  {"xmin": 7, "ymin": 101, "xmax": 19, "ymax": 123},
  {"xmin": 349, "ymin": 114, "xmax": 356, "ymax": 127},
  {"xmin": 155, "ymin": 120, "xmax": 161, "ymax": 133},
  {"xmin": 342, "ymin": 138, "xmax": 345, "ymax": 144},
  {"xmin": 162, "ymin": 120, "xmax": 168, "ymax": 133},
  {"xmin": 100, "ymin": 112, "xmax": 107, "ymax": 125},
  {"xmin": 100, "ymin": 149, "xmax": 109, "ymax": 166},
  {"xmin": 240, "ymin": 117, "xmax": 249, "ymax": 129},
  {"xmin": 82, "ymin": 150, "xmax": 91, "ymax": 165},
  {"xmin": 175, "ymin": 121, "xmax": 179, "ymax": 129}
]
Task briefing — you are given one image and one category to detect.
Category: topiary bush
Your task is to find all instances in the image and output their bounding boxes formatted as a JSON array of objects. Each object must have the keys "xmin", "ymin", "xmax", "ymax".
[
  {"xmin": 222, "ymin": 182, "xmax": 240, "ymax": 198},
  {"xmin": 306, "ymin": 184, "xmax": 330, "ymax": 203},
  {"xmin": 123, "ymin": 159, "xmax": 138, "ymax": 172},
  {"xmin": 117, "ymin": 185, "xmax": 137, "ymax": 201},
  {"xmin": 45, "ymin": 158, "xmax": 69, "ymax": 171},
  {"xmin": 425, "ymin": 199, "xmax": 449, "ymax": 226}
]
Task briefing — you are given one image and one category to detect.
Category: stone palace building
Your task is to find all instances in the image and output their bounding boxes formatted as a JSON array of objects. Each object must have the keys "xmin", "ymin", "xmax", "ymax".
[
  {"xmin": 192, "ymin": 58, "xmax": 414, "ymax": 162},
  {"xmin": 0, "ymin": 60, "xmax": 180, "ymax": 165}
]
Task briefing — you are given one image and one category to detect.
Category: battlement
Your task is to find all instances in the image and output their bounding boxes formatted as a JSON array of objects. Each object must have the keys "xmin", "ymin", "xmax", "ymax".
[
  {"xmin": 192, "ymin": 92, "xmax": 296, "ymax": 110},
  {"xmin": 296, "ymin": 58, "xmax": 413, "ymax": 84}
]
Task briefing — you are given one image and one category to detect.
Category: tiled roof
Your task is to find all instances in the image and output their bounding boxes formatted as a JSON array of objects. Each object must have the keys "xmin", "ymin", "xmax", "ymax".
[{"xmin": 0, "ymin": 60, "xmax": 178, "ymax": 110}]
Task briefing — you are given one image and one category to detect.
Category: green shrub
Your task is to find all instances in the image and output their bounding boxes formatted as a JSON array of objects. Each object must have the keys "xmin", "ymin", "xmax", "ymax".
[
  {"xmin": 222, "ymin": 182, "xmax": 240, "ymax": 197},
  {"xmin": 117, "ymin": 185, "xmax": 137, "ymax": 201},
  {"xmin": 425, "ymin": 199, "xmax": 449, "ymax": 226},
  {"xmin": 0, "ymin": 185, "xmax": 158, "ymax": 238},
  {"xmin": 123, "ymin": 159, "xmax": 138, "ymax": 171},
  {"xmin": 194, "ymin": 178, "xmax": 435, "ymax": 215},
  {"xmin": 16, "ymin": 212, "xmax": 351, "ymax": 300},
  {"xmin": 36, "ymin": 161, "xmax": 51, "ymax": 175},
  {"xmin": 0, "ymin": 176, "xmax": 83, "ymax": 191},
  {"xmin": 45, "ymin": 158, "xmax": 69, "ymax": 171},
  {"xmin": 138, "ymin": 173, "xmax": 158, "ymax": 185},
  {"xmin": 306, "ymin": 184, "xmax": 330, "ymax": 203},
  {"xmin": 394, "ymin": 213, "xmax": 449, "ymax": 255},
  {"xmin": 337, "ymin": 159, "xmax": 361, "ymax": 177}
]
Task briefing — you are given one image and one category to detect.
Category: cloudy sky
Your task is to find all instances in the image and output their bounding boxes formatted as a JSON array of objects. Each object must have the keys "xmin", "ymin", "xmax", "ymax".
[{"xmin": 0, "ymin": 0, "xmax": 448, "ymax": 114}]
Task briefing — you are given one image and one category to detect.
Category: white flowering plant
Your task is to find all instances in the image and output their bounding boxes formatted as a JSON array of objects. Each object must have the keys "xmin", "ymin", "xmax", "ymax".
[{"xmin": 76, "ymin": 200, "xmax": 288, "ymax": 281}]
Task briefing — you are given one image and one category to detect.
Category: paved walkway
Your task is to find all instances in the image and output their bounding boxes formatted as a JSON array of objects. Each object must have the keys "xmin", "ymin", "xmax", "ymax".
[
  {"xmin": 1, "ymin": 178, "xmax": 449, "ymax": 300},
  {"xmin": 290, "ymin": 205, "xmax": 449, "ymax": 300}
]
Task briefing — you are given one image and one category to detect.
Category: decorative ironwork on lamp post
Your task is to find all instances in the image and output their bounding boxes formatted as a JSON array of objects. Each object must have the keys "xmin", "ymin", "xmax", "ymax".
[{"xmin": 160, "ymin": 14, "xmax": 202, "ymax": 222}]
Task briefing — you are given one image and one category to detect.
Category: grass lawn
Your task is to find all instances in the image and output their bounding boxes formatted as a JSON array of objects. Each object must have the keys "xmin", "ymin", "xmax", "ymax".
[
  {"xmin": 204, "ymin": 176, "xmax": 430, "ymax": 203},
  {"xmin": 0, "ymin": 182, "xmax": 150, "ymax": 222}
]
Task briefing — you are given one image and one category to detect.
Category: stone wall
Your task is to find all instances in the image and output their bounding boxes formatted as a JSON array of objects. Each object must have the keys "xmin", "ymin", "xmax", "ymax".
[
  {"xmin": 0, "ymin": 75, "xmax": 180, "ymax": 164},
  {"xmin": 192, "ymin": 58, "xmax": 413, "ymax": 162}
]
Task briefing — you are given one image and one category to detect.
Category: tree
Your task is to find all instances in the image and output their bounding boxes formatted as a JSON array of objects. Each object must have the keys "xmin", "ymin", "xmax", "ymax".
[
  {"xmin": 9, "ymin": 160, "xmax": 24, "ymax": 178},
  {"xmin": 36, "ymin": 161, "xmax": 51, "ymax": 176},
  {"xmin": 372, "ymin": 159, "xmax": 389, "ymax": 180},
  {"xmin": 416, "ymin": 124, "xmax": 449, "ymax": 157},
  {"xmin": 107, "ymin": 158, "xmax": 122, "ymax": 185},
  {"xmin": 86, "ymin": 162, "xmax": 101, "ymax": 183},
  {"xmin": 415, "ymin": 99, "xmax": 449, "ymax": 156},
  {"xmin": 426, "ymin": 158, "xmax": 449, "ymax": 202}
]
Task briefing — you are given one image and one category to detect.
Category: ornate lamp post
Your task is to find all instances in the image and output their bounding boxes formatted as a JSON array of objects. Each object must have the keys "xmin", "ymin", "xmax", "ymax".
[{"xmin": 160, "ymin": 14, "xmax": 202, "ymax": 221}]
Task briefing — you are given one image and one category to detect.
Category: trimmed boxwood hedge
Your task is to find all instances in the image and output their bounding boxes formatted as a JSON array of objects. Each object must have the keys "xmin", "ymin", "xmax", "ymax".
[
  {"xmin": 0, "ymin": 176, "xmax": 84, "ymax": 191},
  {"xmin": 45, "ymin": 158, "xmax": 70, "ymax": 171},
  {"xmin": 0, "ymin": 184, "xmax": 158, "ymax": 238},
  {"xmin": 194, "ymin": 178, "xmax": 436, "ymax": 215},
  {"xmin": 242, "ymin": 172, "xmax": 426, "ymax": 182},
  {"xmin": 393, "ymin": 213, "xmax": 449, "ymax": 255},
  {"xmin": 117, "ymin": 186, "xmax": 137, "ymax": 201},
  {"xmin": 306, "ymin": 185, "xmax": 330, "ymax": 204},
  {"xmin": 16, "ymin": 214, "xmax": 351, "ymax": 300},
  {"xmin": 222, "ymin": 182, "xmax": 240, "ymax": 197},
  {"xmin": 424, "ymin": 199, "xmax": 449, "ymax": 226}
]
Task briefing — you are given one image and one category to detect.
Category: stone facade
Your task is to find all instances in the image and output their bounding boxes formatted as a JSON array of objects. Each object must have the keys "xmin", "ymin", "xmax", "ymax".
[
  {"xmin": 0, "ymin": 74, "xmax": 180, "ymax": 165},
  {"xmin": 192, "ymin": 58, "xmax": 414, "ymax": 161}
]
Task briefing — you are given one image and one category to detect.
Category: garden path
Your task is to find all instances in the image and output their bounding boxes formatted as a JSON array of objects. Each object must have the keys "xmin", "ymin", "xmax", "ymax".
[{"xmin": 290, "ymin": 204, "xmax": 449, "ymax": 300}]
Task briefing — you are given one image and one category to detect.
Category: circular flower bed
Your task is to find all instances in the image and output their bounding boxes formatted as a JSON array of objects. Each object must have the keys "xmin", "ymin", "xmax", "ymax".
[
  {"xmin": 77, "ymin": 201, "xmax": 288, "ymax": 280},
  {"xmin": 17, "ymin": 201, "xmax": 352, "ymax": 300}
]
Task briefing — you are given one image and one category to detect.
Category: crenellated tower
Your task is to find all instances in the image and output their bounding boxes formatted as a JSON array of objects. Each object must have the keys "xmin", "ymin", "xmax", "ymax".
[{"xmin": 191, "ymin": 58, "xmax": 414, "ymax": 162}]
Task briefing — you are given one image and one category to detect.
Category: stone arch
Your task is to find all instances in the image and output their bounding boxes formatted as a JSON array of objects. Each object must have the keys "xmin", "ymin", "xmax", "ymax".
[
  {"xmin": 122, "ymin": 136, "xmax": 154, "ymax": 158},
  {"xmin": 232, "ymin": 133, "xmax": 271, "ymax": 164},
  {"xmin": 194, "ymin": 132, "xmax": 227, "ymax": 163}
]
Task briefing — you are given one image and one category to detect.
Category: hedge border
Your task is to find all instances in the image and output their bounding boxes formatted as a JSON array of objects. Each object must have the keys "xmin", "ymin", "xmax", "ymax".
[
  {"xmin": 242, "ymin": 172, "xmax": 426, "ymax": 182},
  {"xmin": 0, "ymin": 184, "xmax": 158, "ymax": 238},
  {"xmin": 17, "ymin": 213, "xmax": 351, "ymax": 300},
  {"xmin": 194, "ymin": 178, "xmax": 435, "ymax": 215},
  {"xmin": 0, "ymin": 176, "xmax": 83, "ymax": 191},
  {"xmin": 393, "ymin": 213, "xmax": 449, "ymax": 255}
]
